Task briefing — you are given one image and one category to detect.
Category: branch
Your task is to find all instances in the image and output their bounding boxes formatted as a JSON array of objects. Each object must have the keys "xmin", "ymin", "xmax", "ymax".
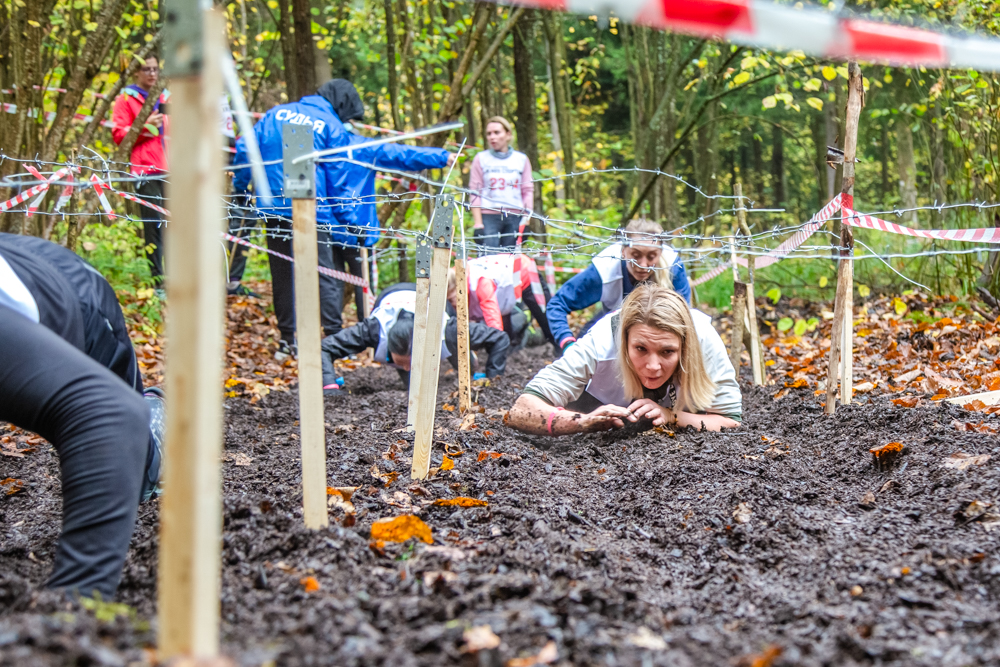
[{"xmin": 459, "ymin": 7, "xmax": 525, "ymax": 102}]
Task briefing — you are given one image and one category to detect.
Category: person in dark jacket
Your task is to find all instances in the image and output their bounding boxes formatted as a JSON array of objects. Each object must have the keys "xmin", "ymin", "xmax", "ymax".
[
  {"xmin": 320, "ymin": 79, "xmax": 454, "ymax": 315},
  {"xmin": 320, "ymin": 281, "xmax": 509, "ymax": 393},
  {"xmin": 0, "ymin": 233, "xmax": 164, "ymax": 599}
]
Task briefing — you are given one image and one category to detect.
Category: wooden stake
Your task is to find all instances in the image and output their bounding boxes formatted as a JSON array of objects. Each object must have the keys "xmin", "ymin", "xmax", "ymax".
[
  {"xmin": 158, "ymin": 8, "xmax": 225, "ymax": 659},
  {"xmin": 360, "ymin": 246, "xmax": 372, "ymax": 320},
  {"xmin": 734, "ymin": 182, "xmax": 764, "ymax": 385},
  {"xmin": 825, "ymin": 61, "xmax": 862, "ymax": 414},
  {"xmin": 730, "ymin": 282, "xmax": 747, "ymax": 372},
  {"xmin": 411, "ymin": 197, "xmax": 454, "ymax": 479},
  {"xmin": 292, "ymin": 198, "xmax": 328, "ymax": 529},
  {"xmin": 454, "ymin": 244, "xmax": 473, "ymax": 413},
  {"xmin": 406, "ymin": 237, "xmax": 431, "ymax": 429}
]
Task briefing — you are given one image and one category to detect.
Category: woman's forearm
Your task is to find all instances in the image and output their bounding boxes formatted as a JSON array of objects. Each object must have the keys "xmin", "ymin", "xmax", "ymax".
[
  {"xmin": 507, "ymin": 394, "xmax": 586, "ymax": 435},
  {"xmin": 471, "ymin": 207, "xmax": 483, "ymax": 228},
  {"xmin": 675, "ymin": 411, "xmax": 739, "ymax": 431}
]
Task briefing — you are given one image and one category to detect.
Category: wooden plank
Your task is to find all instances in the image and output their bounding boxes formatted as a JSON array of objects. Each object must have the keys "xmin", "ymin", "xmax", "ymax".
[
  {"xmin": 292, "ymin": 198, "xmax": 329, "ymax": 530},
  {"xmin": 411, "ymin": 244, "xmax": 451, "ymax": 479},
  {"xmin": 157, "ymin": 8, "xmax": 225, "ymax": 659},
  {"xmin": 826, "ymin": 61, "xmax": 863, "ymax": 413},
  {"xmin": 454, "ymin": 248, "xmax": 473, "ymax": 413},
  {"xmin": 946, "ymin": 390, "xmax": 1000, "ymax": 406},
  {"xmin": 730, "ymin": 282, "xmax": 747, "ymax": 373},
  {"xmin": 735, "ymin": 182, "xmax": 764, "ymax": 386},
  {"xmin": 406, "ymin": 262, "xmax": 430, "ymax": 428},
  {"xmin": 360, "ymin": 246, "xmax": 372, "ymax": 320}
]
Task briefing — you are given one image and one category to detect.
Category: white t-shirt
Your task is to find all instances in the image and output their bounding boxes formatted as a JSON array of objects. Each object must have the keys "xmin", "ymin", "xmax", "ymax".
[
  {"xmin": 473, "ymin": 150, "xmax": 530, "ymax": 213},
  {"xmin": 0, "ymin": 251, "xmax": 39, "ymax": 322}
]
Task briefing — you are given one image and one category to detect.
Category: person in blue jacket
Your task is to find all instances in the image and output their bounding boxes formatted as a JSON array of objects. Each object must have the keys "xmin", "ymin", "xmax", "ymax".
[
  {"xmin": 546, "ymin": 218, "xmax": 691, "ymax": 351},
  {"xmin": 232, "ymin": 80, "xmax": 357, "ymax": 358},
  {"xmin": 324, "ymin": 80, "xmax": 453, "ymax": 312}
]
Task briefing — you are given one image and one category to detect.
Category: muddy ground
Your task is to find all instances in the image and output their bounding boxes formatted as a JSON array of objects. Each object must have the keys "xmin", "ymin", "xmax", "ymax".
[{"xmin": 2, "ymin": 344, "xmax": 1000, "ymax": 666}]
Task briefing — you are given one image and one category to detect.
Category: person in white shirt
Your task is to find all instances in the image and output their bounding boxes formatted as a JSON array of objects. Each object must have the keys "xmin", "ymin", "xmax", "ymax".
[
  {"xmin": 507, "ymin": 284, "xmax": 742, "ymax": 434},
  {"xmin": 468, "ymin": 116, "xmax": 534, "ymax": 251}
]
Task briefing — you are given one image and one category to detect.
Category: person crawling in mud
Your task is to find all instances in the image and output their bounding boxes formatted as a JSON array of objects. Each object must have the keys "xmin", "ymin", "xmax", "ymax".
[
  {"xmin": 320, "ymin": 281, "xmax": 510, "ymax": 393},
  {"xmin": 506, "ymin": 284, "xmax": 741, "ymax": 434}
]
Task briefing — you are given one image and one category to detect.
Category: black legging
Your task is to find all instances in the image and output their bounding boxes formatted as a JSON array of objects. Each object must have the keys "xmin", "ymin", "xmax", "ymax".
[{"xmin": 0, "ymin": 305, "xmax": 149, "ymax": 598}]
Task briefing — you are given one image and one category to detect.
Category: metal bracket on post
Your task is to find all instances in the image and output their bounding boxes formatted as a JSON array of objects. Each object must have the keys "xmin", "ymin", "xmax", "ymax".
[
  {"xmin": 415, "ymin": 236, "xmax": 432, "ymax": 279},
  {"xmin": 163, "ymin": 0, "xmax": 204, "ymax": 77},
  {"xmin": 431, "ymin": 196, "xmax": 455, "ymax": 248},
  {"xmin": 282, "ymin": 124, "xmax": 315, "ymax": 199}
]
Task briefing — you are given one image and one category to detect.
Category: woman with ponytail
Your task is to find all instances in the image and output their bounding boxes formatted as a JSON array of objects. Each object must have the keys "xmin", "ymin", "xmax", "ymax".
[
  {"xmin": 546, "ymin": 219, "xmax": 691, "ymax": 352},
  {"xmin": 507, "ymin": 284, "xmax": 740, "ymax": 435}
]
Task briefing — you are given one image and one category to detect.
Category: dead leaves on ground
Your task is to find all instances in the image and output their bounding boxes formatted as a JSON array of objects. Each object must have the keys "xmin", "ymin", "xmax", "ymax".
[
  {"xmin": 942, "ymin": 452, "xmax": 992, "ymax": 470},
  {"xmin": 370, "ymin": 514, "xmax": 433, "ymax": 544},
  {"xmin": 1, "ymin": 477, "xmax": 25, "ymax": 496},
  {"xmin": 433, "ymin": 497, "xmax": 488, "ymax": 508}
]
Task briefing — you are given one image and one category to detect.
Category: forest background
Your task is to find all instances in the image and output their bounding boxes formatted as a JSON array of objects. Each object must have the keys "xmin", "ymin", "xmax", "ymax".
[{"xmin": 3, "ymin": 0, "xmax": 1000, "ymax": 323}]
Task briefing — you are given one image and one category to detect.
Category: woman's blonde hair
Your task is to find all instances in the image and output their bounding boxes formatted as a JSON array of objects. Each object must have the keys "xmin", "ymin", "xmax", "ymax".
[
  {"xmin": 485, "ymin": 116, "xmax": 513, "ymax": 134},
  {"xmin": 615, "ymin": 283, "xmax": 716, "ymax": 412},
  {"xmin": 622, "ymin": 218, "xmax": 673, "ymax": 290}
]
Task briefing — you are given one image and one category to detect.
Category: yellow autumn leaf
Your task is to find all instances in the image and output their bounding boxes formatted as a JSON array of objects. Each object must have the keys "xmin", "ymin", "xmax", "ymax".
[
  {"xmin": 27, "ymin": 20, "xmax": 41, "ymax": 27},
  {"xmin": 858, "ymin": 284, "xmax": 871, "ymax": 298},
  {"xmin": 893, "ymin": 297, "xmax": 908, "ymax": 316},
  {"xmin": 762, "ymin": 96, "xmax": 777, "ymax": 109},
  {"xmin": 432, "ymin": 497, "xmax": 488, "ymax": 507},
  {"xmin": 370, "ymin": 515, "xmax": 433, "ymax": 544},
  {"xmin": 822, "ymin": 65, "xmax": 837, "ymax": 81},
  {"xmin": 806, "ymin": 97, "xmax": 824, "ymax": 111},
  {"xmin": 803, "ymin": 78, "xmax": 822, "ymax": 92},
  {"xmin": 819, "ymin": 276, "xmax": 828, "ymax": 288},
  {"xmin": 440, "ymin": 454, "xmax": 455, "ymax": 471},
  {"xmin": 732, "ymin": 71, "xmax": 751, "ymax": 86}
]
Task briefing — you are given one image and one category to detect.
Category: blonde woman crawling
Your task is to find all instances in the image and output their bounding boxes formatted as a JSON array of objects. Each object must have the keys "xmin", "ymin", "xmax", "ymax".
[{"xmin": 507, "ymin": 284, "xmax": 742, "ymax": 435}]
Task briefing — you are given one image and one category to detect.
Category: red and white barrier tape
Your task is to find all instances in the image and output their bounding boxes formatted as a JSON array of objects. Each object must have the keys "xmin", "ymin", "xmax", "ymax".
[
  {"xmin": 0, "ymin": 166, "xmax": 74, "ymax": 213},
  {"xmin": 504, "ymin": 0, "xmax": 1000, "ymax": 71},
  {"xmin": 222, "ymin": 232, "xmax": 369, "ymax": 287},
  {"xmin": 89, "ymin": 174, "xmax": 118, "ymax": 219},
  {"xmin": 843, "ymin": 206, "xmax": 1000, "ymax": 243}
]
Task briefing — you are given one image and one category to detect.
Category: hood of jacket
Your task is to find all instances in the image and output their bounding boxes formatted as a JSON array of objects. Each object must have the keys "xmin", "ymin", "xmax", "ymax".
[{"xmin": 316, "ymin": 79, "xmax": 364, "ymax": 122}]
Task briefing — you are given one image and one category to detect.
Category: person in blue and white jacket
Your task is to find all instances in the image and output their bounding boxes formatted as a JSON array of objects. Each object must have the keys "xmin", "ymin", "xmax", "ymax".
[
  {"xmin": 546, "ymin": 218, "xmax": 691, "ymax": 352},
  {"xmin": 507, "ymin": 284, "xmax": 741, "ymax": 435}
]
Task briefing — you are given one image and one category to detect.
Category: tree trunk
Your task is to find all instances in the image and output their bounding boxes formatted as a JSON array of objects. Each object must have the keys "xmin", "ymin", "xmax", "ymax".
[
  {"xmin": 290, "ymin": 0, "xmax": 317, "ymax": 99},
  {"xmin": 811, "ymin": 112, "xmax": 827, "ymax": 209},
  {"xmin": 512, "ymin": 10, "xmax": 541, "ymax": 216},
  {"xmin": 880, "ymin": 119, "xmax": 890, "ymax": 205},
  {"xmin": 771, "ymin": 124, "xmax": 785, "ymax": 207},
  {"xmin": 545, "ymin": 41, "xmax": 565, "ymax": 202},
  {"xmin": 542, "ymin": 10, "xmax": 573, "ymax": 199},
  {"xmin": 897, "ymin": 118, "xmax": 919, "ymax": 223},
  {"xmin": 278, "ymin": 0, "xmax": 298, "ymax": 101},
  {"xmin": 384, "ymin": 0, "xmax": 402, "ymax": 130},
  {"xmin": 929, "ymin": 102, "xmax": 948, "ymax": 226}
]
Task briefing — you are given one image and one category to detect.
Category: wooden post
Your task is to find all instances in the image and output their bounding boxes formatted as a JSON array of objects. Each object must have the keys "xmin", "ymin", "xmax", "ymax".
[
  {"xmin": 360, "ymin": 246, "xmax": 372, "ymax": 320},
  {"xmin": 406, "ymin": 236, "xmax": 431, "ymax": 429},
  {"xmin": 454, "ymin": 241, "xmax": 473, "ymax": 413},
  {"xmin": 825, "ymin": 60, "xmax": 863, "ymax": 414},
  {"xmin": 728, "ymin": 207, "xmax": 745, "ymax": 372},
  {"xmin": 735, "ymin": 183, "xmax": 764, "ymax": 386},
  {"xmin": 411, "ymin": 196, "xmax": 454, "ymax": 479},
  {"xmin": 283, "ymin": 124, "xmax": 329, "ymax": 529},
  {"xmin": 158, "ymin": 8, "xmax": 225, "ymax": 658}
]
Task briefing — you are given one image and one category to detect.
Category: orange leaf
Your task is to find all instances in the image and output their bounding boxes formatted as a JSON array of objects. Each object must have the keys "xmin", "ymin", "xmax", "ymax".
[
  {"xmin": 483, "ymin": 430, "xmax": 493, "ymax": 437},
  {"xmin": 870, "ymin": 442, "xmax": 903, "ymax": 459},
  {"xmin": 442, "ymin": 404, "xmax": 456, "ymax": 412},
  {"xmin": 433, "ymin": 496, "xmax": 488, "ymax": 507},
  {"xmin": 0, "ymin": 478, "xmax": 24, "ymax": 496},
  {"xmin": 299, "ymin": 576, "xmax": 320, "ymax": 592},
  {"xmin": 892, "ymin": 396, "xmax": 919, "ymax": 408},
  {"xmin": 382, "ymin": 471, "xmax": 399, "ymax": 485},
  {"xmin": 784, "ymin": 379, "xmax": 807, "ymax": 388},
  {"xmin": 370, "ymin": 514, "xmax": 433, "ymax": 544},
  {"xmin": 477, "ymin": 451, "xmax": 503, "ymax": 462},
  {"xmin": 440, "ymin": 454, "xmax": 455, "ymax": 470},
  {"xmin": 931, "ymin": 392, "xmax": 950, "ymax": 400},
  {"xmin": 597, "ymin": 468, "xmax": 606, "ymax": 475},
  {"xmin": 506, "ymin": 641, "xmax": 558, "ymax": 666}
]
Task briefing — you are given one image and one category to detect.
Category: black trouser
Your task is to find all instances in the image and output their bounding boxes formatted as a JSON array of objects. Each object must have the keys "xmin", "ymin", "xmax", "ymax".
[
  {"xmin": 0, "ymin": 306, "xmax": 150, "ymax": 599},
  {"xmin": 331, "ymin": 243, "xmax": 366, "ymax": 317},
  {"xmin": 226, "ymin": 194, "xmax": 255, "ymax": 284},
  {"xmin": 480, "ymin": 213, "xmax": 520, "ymax": 251},
  {"xmin": 135, "ymin": 177, "xmax": 166, "ymax": 287},
  {"xmin": 263, "ymin": 216, "xmax": 342, "ymax": 340},
  {"xmin": 521, "ymin": 278, "xmax": 554, "ymax": 346}
]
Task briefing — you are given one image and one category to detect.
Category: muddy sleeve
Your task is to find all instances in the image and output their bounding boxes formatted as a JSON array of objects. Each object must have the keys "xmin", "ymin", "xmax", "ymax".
[
  {"xmin": 320, "ymin": 318, "xmax": 380, "ymax": 384},
  {"xmin": 522, "ymin": 333, "xmax": 599, "ymax": 407}
]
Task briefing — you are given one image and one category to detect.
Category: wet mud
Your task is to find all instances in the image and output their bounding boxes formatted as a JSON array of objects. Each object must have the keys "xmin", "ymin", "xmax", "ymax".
[{"xmin": 2, "ymin": 347, "xmax": 1000, "ymax": 665}]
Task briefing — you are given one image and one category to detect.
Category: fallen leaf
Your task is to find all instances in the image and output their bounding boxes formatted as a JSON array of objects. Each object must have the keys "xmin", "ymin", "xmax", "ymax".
[
  {"xmin": 853, "ymin": 381, "xmax": 875, "ymax": 393},
  {"xmin": 442, "ymin": 403, "xmax": 456, "ymax": 412},
  {"xmin": 221, "ymin": 451, "xmax": 253, "ymax": 466},
  {"xmin": 735, "ymin": 644, "xmax": 783, "ymax": 667},
  {"xmin": 459, "ymin": 413, "xmax": 477, "ymax": 430},
  {"xmin": 870, "ymin": 442, "xmax": 904, "ymax": 469},
  {"xmin": 299, "ymin": 576, "xmax": 320, "ymax": 592},
  {"xmin": 477, "ymin": 451, "xmax": 503, "ymax": 462},
  {"xmin": 333, "ymin": 424, "xmax": 356, "ymax": 435},
  {"xmin": 462, "ymin": 625, "xmax": 501, "ymax": 652},
  {"xmin": 894, "ymin": 369, "xmax": 923, "ymax": 383},
  {"xmin": 764, "ymin": 446, "xmax": 789, "ymax": 458},
  {"xmin": 784, "ymin": 379, "xmax": 807, "ymax": 388},
  {"xmin": 422, "ymin": 570, "xmax": 458, "ymax": 587},
  {"xmin": 327, "ymin": 486, "xmax": 358, "ymax": 514},
  {"xmin": 892, "ymin": 396, "xmax": 919, "ymax": 408},
  {"xmin": 1, "ymin": 478, "xmax": 24, "ymax": 496},
  {"xmin": 597, "ymin": 467, "xmax": 607, "ymax": 475},
  {"xmin": 859, "ymin": 491, "xmax": 876, "ymax": 510},
  {"xmin": 626, "ymin": 626, "xmax": 667, "ymax": 650},
  {"xmin": 506, "ymin": 641, "xmax": 558, "ymax": 666},
  {"xmin": 440, "ymin": 454, "xmax": 455, "ymax": 471},
  {"xmin": 370, "ymin": 515, "xmax": 433, "ymax": 544},
  {"xmin": 433, "ymin": 497, "xmax": 488, "ymax": 507},
  {"xmin": 943, "ymin": 452, "xmax": 992, "ymax": 470},
  {"xmin": 733, "ymin": 502, "xmax": 752, "ymax": 524}
]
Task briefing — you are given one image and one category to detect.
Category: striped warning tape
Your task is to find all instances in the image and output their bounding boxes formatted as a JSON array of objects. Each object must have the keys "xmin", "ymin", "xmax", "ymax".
[
  {"xmin": 503, "ymin": 0, "xmax": 1000, "ymax": 72},
  {"xmin": 222, "ymin": 232, "xmax": 369, "ymax": 287},
  {"xmin": 0, "ymin": 166, "xmax": 74, "ymax": 212},
  {"xmin": 843, "ymin": 207, "xmax": 1000, "ymax": 243}
]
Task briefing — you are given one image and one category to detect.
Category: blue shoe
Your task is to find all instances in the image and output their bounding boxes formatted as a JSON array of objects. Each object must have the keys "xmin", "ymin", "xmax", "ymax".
[{"xmin": 141, "ymin": 387, "xmax": 165, "ymax": 502}]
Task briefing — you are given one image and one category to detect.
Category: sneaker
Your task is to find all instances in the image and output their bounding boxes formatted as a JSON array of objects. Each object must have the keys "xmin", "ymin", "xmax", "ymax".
[
  {"xmin": 141, "ymin": 387, "xmax": 165, "ymax": 503},
  {"xmin": 275, "ymin": 339, "xmax": 296, "ymax": 362},
  {"xmin": 153, "ymin": 288, "xmax": 167, "ymax": 301},
  {"xmin": 227, "ymin": 283, "xmax": 262, "ymax": 299}
]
